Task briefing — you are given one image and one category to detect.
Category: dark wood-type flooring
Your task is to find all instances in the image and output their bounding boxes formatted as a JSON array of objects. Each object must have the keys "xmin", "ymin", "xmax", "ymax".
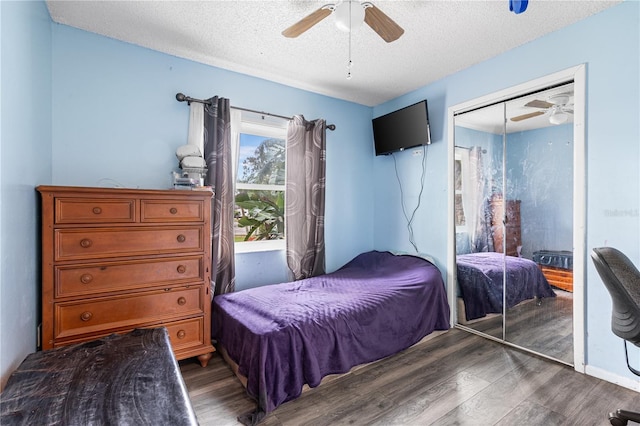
[
  {"xmin": 460, "ymin": 289, "xmax": 574, "ymax": 364},
  {"xmin": 179, "ymin": 328, "xmax": 640, "ymax": 425}
]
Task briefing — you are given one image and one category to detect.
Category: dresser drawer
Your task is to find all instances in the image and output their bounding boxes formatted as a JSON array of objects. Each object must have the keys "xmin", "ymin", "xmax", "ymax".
[
  {"xmin": 55, "ymin": 256, "xmax": 204, "ymax": 298},
  {"xmin": 55, "ymin": 226, "xmax": 204, "ymax": 261},
  {"xmin": 165, "ymin": 317, "xmax": 206, "ymax": 352},
  {"xmin": 54, "ymin": 287, "xmax": 204, "ymax": 340},
  {"xmin": 141, "ymin": 199, "xmax": 205, "ymax": 223},
  {"xmin": 540, "ymin": 266, "xmax": 573, "ymax": 292},
  {"xmin": 54, "ymin": 319, "xmax": 206, "ymax": 353},
  {"xmin": 55, "ymin": 198, "xmax": 136, "ymax": 224}
]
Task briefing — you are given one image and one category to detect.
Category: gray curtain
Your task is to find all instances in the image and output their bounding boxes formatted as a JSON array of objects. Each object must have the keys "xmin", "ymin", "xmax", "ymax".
[
  {"xmin": 285, "ymin": 115, "xmax": 326, "ymax": 280},
  {"xmin": 203, "ymin": 97, "xmax": 235, "ymax": 295},
  {"xmin": 464, "ymin": 146, "xmax": 493, "ymax": 253}
]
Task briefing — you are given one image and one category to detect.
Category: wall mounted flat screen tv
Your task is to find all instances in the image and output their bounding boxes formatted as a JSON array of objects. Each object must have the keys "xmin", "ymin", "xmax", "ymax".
[{"xmin": 372, "ymin": 100, "xmax": 431, "ymax": 156}]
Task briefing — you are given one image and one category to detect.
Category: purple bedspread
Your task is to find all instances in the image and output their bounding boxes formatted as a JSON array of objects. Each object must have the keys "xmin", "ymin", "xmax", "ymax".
[
  {"xmin": 456, "ymin": 252, "xmax": 556, "ymax": 321},
  {"xmin": 212, "ymin": 251, "xmax": 450, "ymax": 418}
]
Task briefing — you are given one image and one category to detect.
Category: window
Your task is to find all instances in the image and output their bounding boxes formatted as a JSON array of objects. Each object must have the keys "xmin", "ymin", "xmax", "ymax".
[
  {"xmin": 454, "ymin": 149, "xmax": 467, "ymax": 232},
  {"xmin": 233, "ymin": 112, "xmax": 288, "ymax": 252}
]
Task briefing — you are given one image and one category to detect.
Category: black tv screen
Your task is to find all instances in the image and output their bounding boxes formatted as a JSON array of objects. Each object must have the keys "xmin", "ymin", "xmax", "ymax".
[{"xmin": 372, "ymin": 100, "xmax": 431, "ymax": 156}]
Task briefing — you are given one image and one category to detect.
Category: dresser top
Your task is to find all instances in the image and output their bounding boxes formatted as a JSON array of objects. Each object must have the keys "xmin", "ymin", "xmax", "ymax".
[{"xmin": 36, "ymin": 185, "xmax": 213, "ymax": 198}]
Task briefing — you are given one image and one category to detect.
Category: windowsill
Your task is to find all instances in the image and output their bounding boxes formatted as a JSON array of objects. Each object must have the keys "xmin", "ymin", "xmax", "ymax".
[{"xmin": 235, "ymin": 240, "xmax": 285, "ymax": 254}]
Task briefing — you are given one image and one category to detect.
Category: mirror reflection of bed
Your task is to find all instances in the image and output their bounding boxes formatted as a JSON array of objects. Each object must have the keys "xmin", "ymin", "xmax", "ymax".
[{"xmin": 453, "ymin": 82, "xmax": 575, "ymax": 365}]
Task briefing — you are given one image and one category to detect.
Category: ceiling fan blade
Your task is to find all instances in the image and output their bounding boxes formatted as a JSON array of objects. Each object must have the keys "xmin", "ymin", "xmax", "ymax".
[
  {"xmin": 282, "ymin": 6, "xmax": 333, "ymax": 38},
  {"xmin": 363, "ymin": 4, "xmax": 404, "ymax": 43},
  {"xmin": 510, "ymin": 111, "xmax": 546, "ymax": 122},
  {"xmin": 525, "ymin": 99, "xmax": 554, "ymax": 109}
]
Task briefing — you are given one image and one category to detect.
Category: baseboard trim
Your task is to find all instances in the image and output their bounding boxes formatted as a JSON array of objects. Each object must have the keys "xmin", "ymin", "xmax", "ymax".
[{"xmin": 585, "ymin": 365, "xmax": 640, "ymax": 392}]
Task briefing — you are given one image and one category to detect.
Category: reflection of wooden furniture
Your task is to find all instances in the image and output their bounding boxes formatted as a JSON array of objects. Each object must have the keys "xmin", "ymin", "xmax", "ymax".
[
  {"xmin": 533, "ymin": 250, "xmax": 574, "ymax": 292},
  {"xmin": 490, "ymin": 195, "xmax": 521, "ymax": 257},
  {"xmin": 539, "ymin": 266, "xmax": 573, "ymax": 292},
  {"xmin": 37, "ymin": 186, "xmax": 214, "ymax": 366}
]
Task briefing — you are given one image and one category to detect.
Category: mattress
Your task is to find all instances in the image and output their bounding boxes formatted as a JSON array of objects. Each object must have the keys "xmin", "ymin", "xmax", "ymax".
[{"xmin": 212, "ymin": 250, "xmax": 451, "ymax": 421}]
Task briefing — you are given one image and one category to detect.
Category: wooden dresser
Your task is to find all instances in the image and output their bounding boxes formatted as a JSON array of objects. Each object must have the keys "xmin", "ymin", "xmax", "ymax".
[
  {"xmin": 37, "ymin": 186, "xmax": 214, "ymax": 367},
  {"xmin": 533, "ymin": 250, "xmax": 574, "ymax": 292},
  {"xmin": 490, "ymin": 195, "xmax": 522, "ymax": 257}
]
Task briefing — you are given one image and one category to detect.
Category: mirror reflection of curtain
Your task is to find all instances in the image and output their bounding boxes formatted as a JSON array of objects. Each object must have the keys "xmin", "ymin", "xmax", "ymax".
[
  {"xmin": 204, "ymin": 96, "xmax": 236, "ymax": 296},
  {"xmin": 460, "ymin": 146, "xmax": 493, "ymax": 253},
  {"xmin": 285, "ymin": 115, "xmax": 326, "ymax": 280}
]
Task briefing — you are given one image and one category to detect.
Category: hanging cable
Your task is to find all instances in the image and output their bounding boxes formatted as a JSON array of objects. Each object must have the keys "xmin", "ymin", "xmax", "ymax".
[{"xmin": 392, "ymin": 145, "xmax": 428, "ymax": 253}]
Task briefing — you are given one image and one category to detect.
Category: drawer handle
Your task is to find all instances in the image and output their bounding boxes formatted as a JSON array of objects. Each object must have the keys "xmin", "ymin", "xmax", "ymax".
[
  {"xmin": 80, "ymin": 239, "xmax": 93, "ymax": 248},
  {"xmin": 80, "ymin": 274, "xmax": 93, "ymax": 284},
  {"xmin": 176, "ymin": 265, "xmax": 186, "ymax": 274},
  {"xmin": 177, "ymin": 330, "xmax": 186, "ymax": 339},
  {"xmin": 92, "ymin": 207, "xmax": 102, "ymax": 215},
  {"xmin": 80, "ymin": 311, "xmax": 93, "ymax": 322},
  {"xmin": 177, "ymin": 297, "xmax": 187, "ymax": 306},
  {"xmin": 170, "ymin": 207, "xmax": 178, "ymax": 214},
  {"xmin": 176, "ymin": 234, "xmax": 186, "ymax": 243}
]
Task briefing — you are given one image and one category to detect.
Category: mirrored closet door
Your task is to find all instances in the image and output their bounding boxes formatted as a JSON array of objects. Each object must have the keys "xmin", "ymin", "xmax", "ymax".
[{"xmin": 453, "ymin": 82, "xmax": 575, "ymax": 365}]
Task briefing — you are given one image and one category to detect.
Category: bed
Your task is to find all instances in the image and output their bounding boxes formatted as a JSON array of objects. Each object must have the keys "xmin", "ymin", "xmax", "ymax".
[
  {"xmin": 456, "ymin": 252, "xmax": 556, "ymax": 322},
  {"xmin": 212, "ymin": 250, "xmax": 450, "ymax": 423}
]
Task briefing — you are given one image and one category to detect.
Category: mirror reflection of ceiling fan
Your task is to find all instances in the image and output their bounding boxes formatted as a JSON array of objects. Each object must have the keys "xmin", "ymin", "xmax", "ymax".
[
  {"xmin": 511, "ymin": 93, "xmax": 574, "ymax": 125},
  {"xmin": 282, "ymin": 1, "xmax": 404, "ymax": 43}
]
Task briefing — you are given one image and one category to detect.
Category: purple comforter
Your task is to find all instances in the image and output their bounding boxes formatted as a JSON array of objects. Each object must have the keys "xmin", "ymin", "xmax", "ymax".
[
  {"xmin": 212, "ymin": 251, "xmax": 450, "ymax": 419},
  {"xmin": 456, "ymin": 252, "xmax": 556, "ymax": 321}
]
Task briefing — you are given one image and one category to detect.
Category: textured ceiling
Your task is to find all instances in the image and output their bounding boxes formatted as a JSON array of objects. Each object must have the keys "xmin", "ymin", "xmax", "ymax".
[{"xmin": 46, "ymin": 1, "xmax": 620, "ymax": 106}]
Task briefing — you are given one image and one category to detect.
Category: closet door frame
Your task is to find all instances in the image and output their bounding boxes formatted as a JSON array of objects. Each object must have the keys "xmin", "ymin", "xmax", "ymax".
[{"xmin": 446, "ymin": 64, "xmax": 586, "ymax": 372}]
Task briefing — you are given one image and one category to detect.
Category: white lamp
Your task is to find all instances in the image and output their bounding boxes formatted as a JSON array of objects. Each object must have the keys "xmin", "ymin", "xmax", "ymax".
[
  {"xmin": 334, "ymin": 1, "xmax": 365, "ymax": 32},
  {"xmin": 549, "ymin": 110, "xmax": 568, "ymax": 125}
]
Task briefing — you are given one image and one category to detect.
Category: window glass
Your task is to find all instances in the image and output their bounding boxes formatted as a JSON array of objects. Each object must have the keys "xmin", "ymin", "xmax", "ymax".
[{"xmin": 234, "ymin": 117, "xmax": 287, "ymax": 250}]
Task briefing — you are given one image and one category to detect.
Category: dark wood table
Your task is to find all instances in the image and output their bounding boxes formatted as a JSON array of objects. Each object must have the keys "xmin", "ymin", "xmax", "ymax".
[{"xmin": 1, "ymin": 328, "xmax": 198, "ymax": 425}]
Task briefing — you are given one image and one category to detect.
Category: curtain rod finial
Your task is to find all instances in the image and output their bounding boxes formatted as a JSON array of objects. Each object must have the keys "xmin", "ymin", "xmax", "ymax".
[{"xmin": 176, "ymin": 93, "xmax": 186, "ymax": 102}]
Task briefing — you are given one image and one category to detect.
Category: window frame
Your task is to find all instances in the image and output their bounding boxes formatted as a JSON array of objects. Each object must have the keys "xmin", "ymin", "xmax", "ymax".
[{"xmin": 233, "ymin": 114, "xmax": 288, "ymax": 253}]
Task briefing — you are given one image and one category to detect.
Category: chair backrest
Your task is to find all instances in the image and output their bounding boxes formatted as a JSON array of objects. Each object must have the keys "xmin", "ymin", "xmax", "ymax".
[{"xmin": 591, "ymin": 247, "xmax": 640, "ymax": 347}]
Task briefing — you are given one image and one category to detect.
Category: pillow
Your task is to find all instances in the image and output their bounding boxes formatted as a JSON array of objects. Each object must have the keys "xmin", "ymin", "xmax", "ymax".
[{"xmin": 389, "ymin": 250, "xmax": 436, "ymax": 265}]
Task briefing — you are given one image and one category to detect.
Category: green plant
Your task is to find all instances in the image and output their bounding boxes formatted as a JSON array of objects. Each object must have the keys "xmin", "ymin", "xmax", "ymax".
[{"xmin": 235, "ymin": 191, "xmax": 284, "ymax": 241}]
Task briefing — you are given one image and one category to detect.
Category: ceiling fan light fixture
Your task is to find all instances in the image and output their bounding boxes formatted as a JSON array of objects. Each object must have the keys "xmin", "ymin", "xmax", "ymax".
[
  {"xmin": 549, "ymin": 110, "xmax": 568, "ymax": 125},
  {"xmin": 548, "ymin": 94, "xmax": 570, "ymax": 105},
  {"xmin": 334, "ymin": 1, "xmax": 365, "ymax": 32}
]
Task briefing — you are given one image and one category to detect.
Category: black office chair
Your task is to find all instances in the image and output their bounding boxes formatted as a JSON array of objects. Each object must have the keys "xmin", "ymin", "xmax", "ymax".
[{"xmin": 591, "ymin": 247, "xmax": 640, "ymax": 426}]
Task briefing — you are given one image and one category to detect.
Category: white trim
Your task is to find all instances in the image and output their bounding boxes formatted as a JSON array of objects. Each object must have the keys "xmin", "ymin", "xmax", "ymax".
[
  {"xmin": 585, "ymin": 365, "xmax": 640, "ymax": 393},
  {"xmin": 447, "ymin": 110, "xmax": 457, "ymax": 328},
  {"xmin": 238, "ymin": 118, "xmax": 288, "ymax": 139},
  {"xmin": 571, "ymin": 64, "xmax": 587, "ymax": 374},
  {"xmin": 447, "ymin": 64, "xmax": 587, "ymax": 371},
  {"xmin": 236, "ymin": 183, "xmax": 285, "ymax": 192},
  {"xmin": 235, "ymin": 239, "xmax": 285, "ymax": 254},
  {"xmin": 234, "ymin": 116, "xmax": 288, "ymax": 253}
]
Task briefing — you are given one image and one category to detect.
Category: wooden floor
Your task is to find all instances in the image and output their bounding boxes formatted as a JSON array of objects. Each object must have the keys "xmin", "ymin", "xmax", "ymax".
[
  {"xmin": 461, "ymin": 290, "xmax": 574, "ymax": 364},
  {"xmin": 180, "ymin": 329, "xmax": 640, "ymax": 425}
]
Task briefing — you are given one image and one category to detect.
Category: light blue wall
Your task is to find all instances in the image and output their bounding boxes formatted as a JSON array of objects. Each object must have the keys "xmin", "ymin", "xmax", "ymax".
[
  {"xmin": 235, "ymin": 250, "xmax": 290, "ymax": 292},
  {"xmin": 50, "ymin": 25, "xmax": 375, "ymax": 287},
  {"xmin": 374, "ymin": 2, "xmax": 639, "ymax": 383},
  {"xmin": 2, "ymin": 0, "xmax": 638, "ymax": 391},
  {"xmin": 0, "ymin": 0, "xmax": 52, "ymax": 388},
  {"xmin": 507, "ymin": 124, "xmax": 574, "ymax": 258}
]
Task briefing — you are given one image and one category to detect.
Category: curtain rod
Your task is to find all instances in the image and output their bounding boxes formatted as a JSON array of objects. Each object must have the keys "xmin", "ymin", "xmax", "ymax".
[{"xmin": 175, "ymin": 93, "xmax": 336, "ymax": 131}]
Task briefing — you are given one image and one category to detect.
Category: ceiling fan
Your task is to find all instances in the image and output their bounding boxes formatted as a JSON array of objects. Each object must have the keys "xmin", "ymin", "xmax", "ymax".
[
  {"xmin": 282, "ymin": 1, "xmax": 404, "ymax": 43},
  {"xmin": 511, "ymin": 93, "xmax": 574, "ymax": 125}
]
